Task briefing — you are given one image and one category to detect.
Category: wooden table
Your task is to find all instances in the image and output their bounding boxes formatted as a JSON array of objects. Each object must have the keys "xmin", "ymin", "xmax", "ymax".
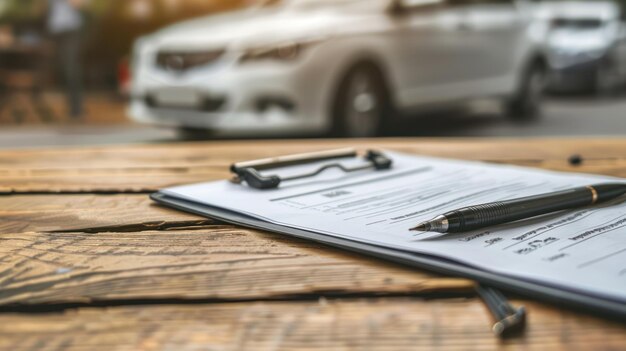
[{"xmin": 1, "ymin": 138, "xmax": 625, "ymax": 350}]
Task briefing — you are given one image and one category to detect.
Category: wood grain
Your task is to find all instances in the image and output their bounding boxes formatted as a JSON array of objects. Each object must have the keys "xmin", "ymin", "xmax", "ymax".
[
  {"xmin": 1, "ymin": 298, "xmax": 625, "ymax": 351},
  {"xmin": 1, "ymin": 138, "xmax": 625, "ymax": 350},
  {"xmin": 0, "ymin": 194, "xmax": 206, "ymax": 234},
  {"xmin": 1, "ymin": 138, "xmax": 624, "ymax": 193},
  {"xmin": 0, "ymin": 228, "xmax": 471, "ymax": 305}
]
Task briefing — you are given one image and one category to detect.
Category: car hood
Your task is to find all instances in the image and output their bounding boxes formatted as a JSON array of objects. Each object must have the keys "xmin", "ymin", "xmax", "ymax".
[{"xmin": 149, "ymin": 8, "xmax": 377, "ymax": 50}]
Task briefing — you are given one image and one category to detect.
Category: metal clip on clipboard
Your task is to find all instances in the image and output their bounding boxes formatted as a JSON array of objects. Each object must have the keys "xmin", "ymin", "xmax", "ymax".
[{"xmin": 230, "ymin": 148, "xmax": 393, "ymax": 189}]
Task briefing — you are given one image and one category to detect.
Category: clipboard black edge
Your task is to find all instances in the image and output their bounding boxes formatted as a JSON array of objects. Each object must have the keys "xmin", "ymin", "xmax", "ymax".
[{"xmin": 151, "ymin": 191, "xmax": 626, "ymax": 321}]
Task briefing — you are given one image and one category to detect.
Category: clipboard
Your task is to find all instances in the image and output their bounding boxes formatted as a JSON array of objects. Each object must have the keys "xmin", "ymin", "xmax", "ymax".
[{"xmin": 151, "ymin": 149, "xmax": 626, "ymax": 322}]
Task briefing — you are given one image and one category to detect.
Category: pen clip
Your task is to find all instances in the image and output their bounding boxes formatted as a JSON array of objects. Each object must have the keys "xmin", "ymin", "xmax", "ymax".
[
  {"xmin": 475, "ymin": 283, "xmax": 526, "ymax": 337},
  {"xmin": 230, "ymin": 149, "xmax": 392, "ymax": 189}
]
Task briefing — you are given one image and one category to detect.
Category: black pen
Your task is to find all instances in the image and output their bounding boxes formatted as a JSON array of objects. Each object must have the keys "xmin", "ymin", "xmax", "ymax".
[{"xmin": 410, "ymin": 183, "xmax": 626, "ymax": 234}]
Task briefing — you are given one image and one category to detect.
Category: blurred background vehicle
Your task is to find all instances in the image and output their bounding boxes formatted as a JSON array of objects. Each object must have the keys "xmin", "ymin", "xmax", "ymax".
[
  {"xmin": 130, "ymin": 0, "xmax": 549, "ymax": 138},
  {"xmin": 1, "ymin": 0, "xmax": 626, "ymax": 148},
  {"xmin": 538, "ymin": 1, "xmax": 626, "ymax": 94}
]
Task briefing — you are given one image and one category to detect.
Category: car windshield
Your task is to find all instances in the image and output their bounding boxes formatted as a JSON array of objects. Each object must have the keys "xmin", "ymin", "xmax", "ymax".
[{"xmin": 551, "ymin": 18, "xmax": 605, "ymax": 30}]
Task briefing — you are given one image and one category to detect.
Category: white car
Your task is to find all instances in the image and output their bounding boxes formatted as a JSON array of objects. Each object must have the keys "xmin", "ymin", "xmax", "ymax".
[
  {"xmin": 130, "ymin": 0, "xmax": 548, "ymax": 137},
  {"xmin": 537, "ymin": 1, "xmax": 626, "ymax": 93}
]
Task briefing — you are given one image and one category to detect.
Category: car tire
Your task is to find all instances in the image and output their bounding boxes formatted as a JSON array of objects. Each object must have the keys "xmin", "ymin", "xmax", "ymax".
[
  {"xmin": 506, "ymin": 62, "xmax": 546, "ymax": 120},
  {"xmin": 331, "ymin": 63, "xmax": 392, "ymax": 137}
]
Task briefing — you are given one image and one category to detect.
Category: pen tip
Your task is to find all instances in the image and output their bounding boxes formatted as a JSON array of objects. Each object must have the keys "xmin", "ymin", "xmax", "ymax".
[{"xmin": 409, "ymin": 222, "xmax": 429, "ymax": 232}]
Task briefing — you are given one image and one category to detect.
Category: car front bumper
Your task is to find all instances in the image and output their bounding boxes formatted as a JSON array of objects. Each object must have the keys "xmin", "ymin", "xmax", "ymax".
[
  {"xmin": 548, "ymin": 56, "xmax": 606, "ymax": 91},
  {"xmin": 129, "ymin": 50, "xmax": 334, "ymax": 135}
]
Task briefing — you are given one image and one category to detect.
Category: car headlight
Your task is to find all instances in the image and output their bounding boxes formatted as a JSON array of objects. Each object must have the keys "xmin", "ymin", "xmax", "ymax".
[{"xmin": 239, "ymin": 41, "xmax": 317, "ymax": 64}]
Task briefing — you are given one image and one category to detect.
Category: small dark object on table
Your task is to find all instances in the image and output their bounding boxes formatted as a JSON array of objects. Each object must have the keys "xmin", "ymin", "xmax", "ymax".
[{"xmin": 568, "ymin": 154, "xmax": 583, "ymax": 166}]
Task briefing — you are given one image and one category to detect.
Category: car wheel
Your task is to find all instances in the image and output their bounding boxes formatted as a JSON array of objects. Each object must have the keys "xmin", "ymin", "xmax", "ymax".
[
  {"xmin": 332, "ymin": 63, "xmax": 391, "ymax": 137},
  {"xmin": 506, "ymin": 62, "xmax": 546, "ymax": 120},
  {"xmin": 595, "ymin": 61, "xmax": 620, "ymax": 96}
]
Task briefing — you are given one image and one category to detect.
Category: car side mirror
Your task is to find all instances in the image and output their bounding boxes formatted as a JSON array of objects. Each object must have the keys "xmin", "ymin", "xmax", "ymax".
[{"xmin": 389, "ymin": 0, "xmax": 445, "ymax": 16}]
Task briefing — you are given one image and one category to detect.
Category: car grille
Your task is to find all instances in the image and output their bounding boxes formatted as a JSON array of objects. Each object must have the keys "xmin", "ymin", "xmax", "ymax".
[
  {"xmin": 145, "ymin": 94, "xmax": 227, "ymax": 112},
  {"xmin": 156, "ymin": 49, "xmax": 225, "ymax": 73}
]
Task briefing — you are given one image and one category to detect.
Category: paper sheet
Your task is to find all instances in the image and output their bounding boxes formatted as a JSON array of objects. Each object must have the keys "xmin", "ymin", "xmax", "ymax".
[{"xmin": 164, "ymin": 151, "xmax": 626, "ymax": 302}]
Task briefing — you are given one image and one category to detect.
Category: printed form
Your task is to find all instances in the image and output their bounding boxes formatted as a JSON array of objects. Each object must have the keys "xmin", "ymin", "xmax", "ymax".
[{"xmin": 164, "ymin": 151, "xmax": 626, "ymax": 302}]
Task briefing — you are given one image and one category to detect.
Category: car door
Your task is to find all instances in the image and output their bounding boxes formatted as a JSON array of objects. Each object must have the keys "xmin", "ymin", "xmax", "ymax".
[
  {"xmin": 451, "ymin": 0, "xmax": 528, "ymax": 95},
  {"xmin": 387, "ymin": 0, "xmax": 476, "ymax": 108},
  {"xmin": 388, "ymin": 0, "xmax": 528, "ymax": 108}
]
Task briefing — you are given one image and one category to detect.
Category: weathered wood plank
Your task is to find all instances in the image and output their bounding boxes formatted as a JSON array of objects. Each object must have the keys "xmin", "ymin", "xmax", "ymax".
[
  {"xmin": 3, "ymin": 139, "xmax": 626, "ymax": 168},
  {"xmin": 0, "ymin": 139, "xmax": 623, "ymax": 350},
  {"xmin": 0, "ymin": 228, "xmax": 472, "ymax": 305},
  {"xmin": 1, "ymin": 298, "xmax": 625, "ymax": 351},
  {"xmin": 0, "ymin": 194, "xmax": 206, "ymax": 234},
  {"xmin": 1, "ymin": 138, "xmax": 624, "ymax": 193}
]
